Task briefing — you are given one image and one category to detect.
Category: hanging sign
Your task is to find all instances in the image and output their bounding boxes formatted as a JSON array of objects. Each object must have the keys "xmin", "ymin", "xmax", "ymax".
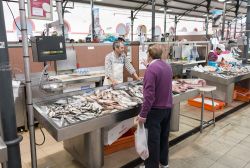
[
  {"xmin": 211, "ymin": 9, "xmax": 223, "ymax": 29},
  {"xmin": 27, "ymin": 0, "xmax": 53, "ymax": 20}
]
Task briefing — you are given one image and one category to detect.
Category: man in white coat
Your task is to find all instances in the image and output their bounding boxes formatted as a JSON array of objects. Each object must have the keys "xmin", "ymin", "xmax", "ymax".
[{"xmin": 104, "ymin": 41, "xmax": 140, "ymax": 85}]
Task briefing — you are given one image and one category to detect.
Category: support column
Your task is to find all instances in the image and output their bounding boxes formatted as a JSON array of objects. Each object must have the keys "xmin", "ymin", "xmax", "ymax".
[
  {"xmin": 243, "ymin": 0, "xmax": 250, "ymax": 64},
  {"xmin": 0, "ymin": 0, "xmax": 22, "ymax": 167},
  {"xmin": 241, "ymin": 17, "xmax": 243, "ymax": 36},
  {"xmin": 163, "ymin": 0, "xmax": 167, "ymax": 36},
  {"xmin": 174, "ymin": 16, "xmax": 178, "ymax": 41},
  {"xmin": 56, "ymin": 0, "xmax": 64, "ymax": 36},
  {"xmin": 227, "ymin": 21, "xmax": 230, "ymax": 39},
  {"xmin": 234, "ymin": 19, "xmax": 237, "ymax": 39},
  {"xmin": 90, "ymin": 0, "xmax": 95, "ymax": 41},
  {"xmin": 19, "ymin": 0, "xmax": 37, "ymax": 167},
  {"xmin": 221, "ymin": 2, "xmax": 226, "ymax": 40},
  {"xmin": 206, "ymin": 14, "xmax": 209, "ymax": 40},
  {"xmin": 151, "ymin": 0, "xmax": 156, "ymax": 42},
  {"xmin": 131, "ymin": 10, "xmax": 134, "ymax": 41}
]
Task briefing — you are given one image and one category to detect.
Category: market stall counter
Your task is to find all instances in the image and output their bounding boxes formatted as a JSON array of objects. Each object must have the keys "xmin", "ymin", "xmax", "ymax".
[
  {"xmin": 33, "ymin": 82, "xmax": 142, "ymax": 168},
  {"xmin": 171, "ymin": 88, "xmax": 199, "ymax": 131},
  {"xmin": 33, "ymin": 81, "xmax": 199, "ymax": 168},
  {"xmin": 191, "ymin": 69, "xmax": 250, "ymax": 104},
  {"xmin": 171, "ymin": 60, "xmax": 206, "ymax": 77}
]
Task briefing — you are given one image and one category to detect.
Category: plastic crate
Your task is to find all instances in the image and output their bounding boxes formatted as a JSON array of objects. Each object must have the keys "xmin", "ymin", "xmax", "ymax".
[
  {"xmin": 104, "ymin": 127, "xmax": 136, "ymax": 155},
  {"xmin": 188, "ymin": 96, "xmax": 225, "ymax": 112},
  {"xmin": 233, "ymin": 86, "xmax": 250, "ymax": 102}
]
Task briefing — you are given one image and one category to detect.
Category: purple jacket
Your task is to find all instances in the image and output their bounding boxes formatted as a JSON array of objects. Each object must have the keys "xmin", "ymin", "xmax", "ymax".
[{"xmin": 139, "ymin": 60, "xmax": 173, "ymax": 118}]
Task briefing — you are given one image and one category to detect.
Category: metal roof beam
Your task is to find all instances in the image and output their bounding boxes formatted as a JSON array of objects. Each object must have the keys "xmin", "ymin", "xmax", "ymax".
[
  {"xmin": 177, "ymin": 0, "xmax": 207, "ymax": 21},
  {"xmin": 70, "ymin": 0, "xmax": 239, "ymax": 22},
  {"xmin": 172, "ymin": 0, "xmax": 237, "ymax": 13},
  {"xmin": 121, "ymin": 0, "xmax": 208, "ymax": 14}
]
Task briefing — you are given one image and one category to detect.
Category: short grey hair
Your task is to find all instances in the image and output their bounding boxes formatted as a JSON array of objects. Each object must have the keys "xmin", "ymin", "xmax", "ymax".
[
  {"xmin": 113, "ymin": 41, "xmax": 123, "ymax": 50},
  {"xmin": 147, "ymin": 44, "xmax": 163, "ymax": 59}
]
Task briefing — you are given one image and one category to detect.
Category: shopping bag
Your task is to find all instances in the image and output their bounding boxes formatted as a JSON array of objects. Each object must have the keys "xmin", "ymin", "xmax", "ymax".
[{"xmin": 134, "ymin": 123, "xmax": 149, "ymax": 160}]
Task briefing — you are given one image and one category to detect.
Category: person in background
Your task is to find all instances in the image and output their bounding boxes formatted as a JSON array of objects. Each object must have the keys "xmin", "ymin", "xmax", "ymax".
[
  {"xmin": 208, "ymin": 51, "xmax": 218, "ymax": 62},
  {"xmin": 137, "ymin": 44, "xmax": 173, "ymax": 168},
  {"xmin": 117, "ymin": 37, "xmax": 125, "ymax": 42},
  {"xmin": 208, "ymin": 44, "xmax": 228, "ymax": 62},
  {"xmin": 214, "ymin": 44, "xmax": 228, "ymax": 56},
  {"xmin": 103, "ymin": 41, "xmax": 140, "ymax": 85}
]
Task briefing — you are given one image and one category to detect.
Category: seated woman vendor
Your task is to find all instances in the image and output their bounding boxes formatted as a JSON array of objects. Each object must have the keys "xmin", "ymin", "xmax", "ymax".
[
  {"xmin": 208, "ymin": 44, "xmax": 237, "ymax": 68},
  {"xmin": 208, "ymin": 44, "xmax": 229, "ymax": 62}
]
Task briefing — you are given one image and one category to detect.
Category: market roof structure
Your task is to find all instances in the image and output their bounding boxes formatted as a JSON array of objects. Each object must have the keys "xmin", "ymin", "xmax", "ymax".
[{"xmin": 72, "ymin": 0, "xmax": 247, "ymax": 21}]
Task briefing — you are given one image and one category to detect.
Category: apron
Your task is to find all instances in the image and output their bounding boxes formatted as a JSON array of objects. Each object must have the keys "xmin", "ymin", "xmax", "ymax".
[{"xmin": 103, "ymin": 53, "xmax": 124, "ymax": 85}]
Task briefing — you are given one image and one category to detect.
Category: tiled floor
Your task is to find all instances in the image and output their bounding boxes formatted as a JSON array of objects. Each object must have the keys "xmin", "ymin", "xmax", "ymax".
[
  {"xmin": 169, "ymin": 103, "xmax": 250, "ymax": 168},
  {"xmin": 6, "ymin": 102, "xmax": 250, "ymax": 168}
]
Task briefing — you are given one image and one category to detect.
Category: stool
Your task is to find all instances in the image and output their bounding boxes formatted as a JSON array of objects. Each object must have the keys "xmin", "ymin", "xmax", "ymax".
[{"xmin": 196, "ymin": 86, "xmax": 216, "ymax": 133}]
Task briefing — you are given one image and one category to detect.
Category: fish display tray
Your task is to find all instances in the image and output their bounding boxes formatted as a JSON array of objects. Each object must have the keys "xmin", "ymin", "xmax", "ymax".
[{"xmin": 34, "ymin": 100, "xmax": 140, "ymax": 141}]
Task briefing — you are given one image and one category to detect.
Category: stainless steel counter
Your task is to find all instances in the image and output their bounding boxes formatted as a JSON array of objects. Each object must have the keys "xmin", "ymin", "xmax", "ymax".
[
  {"xmin": 191, "ymin": 70, "xmax": 250, "ymax": 104},
  {"xmin": 34, "ymin": 101, "xmax": 139, "ymax": 142},
  {"xmin": 171, "ymin": 89, "xmax": 199, "ymax": 132},
  {"xmin": 33, "ymin": 87, "xmax": 199, "ymax": 140},
  {"xmin": 171, "ymin": 60, "xmax": 206, "ymax": 77},
  {"xmin": 0, "ymin": 137, "xmax": 7, "ymax": 163},
  {"xmin": 191, "ymin": 70, "xmax": 250, "ymax": 85},
  {"xmin": 33, "ymin": 84, "xmax": 140, "ymax": 168},
  {"xmin": 50, "ymin": 73, "xmax": 105, "ymax": 83},
  {"xmin": 33, "ymin": 85, "xmax": 199, "ymax": 168},
  {"xmin": 173, "ymin": 89, "xmax": 199, "ymax": 104}
]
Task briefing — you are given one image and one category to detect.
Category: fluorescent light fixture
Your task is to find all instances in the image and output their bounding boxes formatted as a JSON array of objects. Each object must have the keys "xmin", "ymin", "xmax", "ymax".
[{"xmin": 218, "ymin": 0, "xmax": 225, "ymax": 2}]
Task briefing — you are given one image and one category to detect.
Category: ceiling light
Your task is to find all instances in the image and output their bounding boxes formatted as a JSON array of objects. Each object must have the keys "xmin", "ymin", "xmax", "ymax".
[
  {"xmin": 218, "ymin": 0, "xmax": 226, "ymax": 2},
  {"xmin": 226, "ymin": 1, "xmax": 232, "ymax": 3}
]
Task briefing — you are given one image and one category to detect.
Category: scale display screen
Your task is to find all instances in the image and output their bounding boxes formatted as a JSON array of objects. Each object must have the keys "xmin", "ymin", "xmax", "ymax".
[{"xmin": 31, "ymin": 36, "xmax": 67, "ymax": 62}]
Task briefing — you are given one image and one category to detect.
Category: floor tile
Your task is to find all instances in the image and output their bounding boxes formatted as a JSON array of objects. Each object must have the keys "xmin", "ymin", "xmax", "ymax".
[
  {"xmin": 243, "ymin": 162, "xmax": 250, "ymax": 168},
  {"xmin": 226, "ymin": 145, "xmax": 250, "ymax": 162},
  {"xmin": 209, "ymin": 162, "xmax": 231, "ymax": 168},
  {"xmin": 216, "ymin": 154, "xmax": 247, "ymax": 168}
]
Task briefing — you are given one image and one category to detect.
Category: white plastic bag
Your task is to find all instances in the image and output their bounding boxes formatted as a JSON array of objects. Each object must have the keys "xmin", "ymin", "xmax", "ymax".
[{"xmin": 135, "ymin": 123, "xmax": 149, "ymax": 160}]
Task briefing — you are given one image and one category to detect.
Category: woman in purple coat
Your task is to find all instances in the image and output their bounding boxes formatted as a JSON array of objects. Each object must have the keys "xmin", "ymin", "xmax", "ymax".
[{"xmin": 137, "ymin": 44, "xmax": 173, "ymax": 168}]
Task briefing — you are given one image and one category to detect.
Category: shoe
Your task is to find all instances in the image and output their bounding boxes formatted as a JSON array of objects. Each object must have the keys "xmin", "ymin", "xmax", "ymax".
[{"xmin": 159, "ymin": 164, "xmax": 169, "ymax": 168}]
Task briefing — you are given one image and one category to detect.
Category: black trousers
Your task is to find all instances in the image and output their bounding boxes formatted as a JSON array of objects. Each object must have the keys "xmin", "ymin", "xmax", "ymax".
[{"xmin": 144, "ymin": 108, "xmax": 171, "ymax": 168}]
